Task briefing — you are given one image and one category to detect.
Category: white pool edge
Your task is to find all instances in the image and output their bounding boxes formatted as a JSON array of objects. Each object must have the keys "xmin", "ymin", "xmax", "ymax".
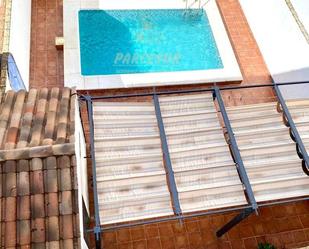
[{"xmin": 64, "ymin": 0, "xmax": 242, "ymax": 90}]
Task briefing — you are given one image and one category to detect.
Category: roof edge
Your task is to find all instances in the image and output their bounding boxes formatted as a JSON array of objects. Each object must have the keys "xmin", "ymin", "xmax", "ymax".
[{"xmin": 0, "ymin": 142, "xmax": 75, "ymax": 161}]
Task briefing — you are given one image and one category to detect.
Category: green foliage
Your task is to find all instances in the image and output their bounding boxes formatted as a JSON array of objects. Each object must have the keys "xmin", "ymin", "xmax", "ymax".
[{"xmin": 258, "ymin": 242, "xmax": 276, "ymax": 249}]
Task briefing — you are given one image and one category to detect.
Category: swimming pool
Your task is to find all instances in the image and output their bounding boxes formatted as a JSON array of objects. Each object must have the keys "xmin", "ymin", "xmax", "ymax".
[{"xmin": 79, "ymin": 9, "xmax": 223, "ymax": 76}]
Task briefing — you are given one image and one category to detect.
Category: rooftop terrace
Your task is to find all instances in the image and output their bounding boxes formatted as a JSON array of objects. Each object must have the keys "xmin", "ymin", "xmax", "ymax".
[{"xmin": 0, "ymin": 0, "xmax": 309, "ymax": 248}]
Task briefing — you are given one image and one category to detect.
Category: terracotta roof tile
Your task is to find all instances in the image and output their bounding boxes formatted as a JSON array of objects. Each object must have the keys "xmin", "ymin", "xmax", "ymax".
[
  {"xmin": 59, "ymin": 191, "xmax": 72, "ymax": 215},
  {"xmin": 32, "ymin": 242, "xmax": 45, "ymax": 249},
  {"xmin": 17, "ymin": 159, "xmax": 30, "ymax": 172},
  {"xmin": 0, "ymin": 88, "xmax": 74, "ymax": 151},
  {"xmin": 30, "ymin": 170, "xmax": 44, "ymax": 194},
  {"xmin": 17, "ymin": 171, "xmax": 30, "ymax": 196},
  {"xmin": 60, "ymin": 215, "xmax": 73, "ymax": 239},
  {"xmin": 47, "ymin": 216, "xmax": 60, "ymax": 241},
  {"xmin": 5, "ymin": 221, "xmax": 17, "ymax": 247},
  {"xmin": 45, "ymin": 169, "xmax": 58, "ymax": 193},
  {"xmin": 61, "ymin": 239, "xmax": 74, "ymax": 249},
  {"xmin": 31, "ymin": 218, "xmax": 46, "ymax": 243},
  {"xmin": 46, "ymin": 241, "xmax": 60, "ymax": 249},
  {"xmin": 31, "ymin": 158, "xmax": 43, "ymax": 171},
  {"xmin": 45, "ymin": 156, "xmax": 57, "ymax": 170},
  {"xmin": 1, "ymin": 156, "xmax": 79, "ymax": 247},
  {"xmin": 18, "ymin": 219, "xmax": 31, "ymax": 246},
  {"xmin": 46, "ymin": 193, "xmax": 59, "ymax": 217},
  {"xmin": 72, "ymin": 190, "xmax": 79, "ymax": 214},
  {"xmin": 17, "ymin": 196, "xmax": 30, "ymax": 220},
  {"xmin": 5, "ymin": 197, "xmax": 16, "ymax": 221},
  {"xmin": 57, "ymin": 155, "xmax": 70, "ymax": 168},
  {"xmin": 4, "ymin": 172, "xmax": 17, "ymax": 197},
  {"xmin": 0, "ymin": 88, "xmax": 79, "ymax": 247},
  {"xmin": 31, "ymin": 194, "xmax": 45, "ymax": 219},
  {"xmin": 3, "ymin": 160, "xmax": 16, "ymax": 173},
  {"xmin": 60, "ymin": 168, "xmax": 72, "ymax": 191}
]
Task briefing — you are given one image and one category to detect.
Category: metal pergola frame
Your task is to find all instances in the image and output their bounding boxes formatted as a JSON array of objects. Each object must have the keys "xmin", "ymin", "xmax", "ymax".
[{"xmin": 79, "ymin": 81, "xmax": 309, "ymax": 249}]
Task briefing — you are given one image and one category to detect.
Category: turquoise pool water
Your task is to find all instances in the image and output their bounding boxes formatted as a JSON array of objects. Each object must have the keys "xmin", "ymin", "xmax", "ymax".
[{"xmin": 79, "ymin": 9, "xmax": 223, "ymax": 75}]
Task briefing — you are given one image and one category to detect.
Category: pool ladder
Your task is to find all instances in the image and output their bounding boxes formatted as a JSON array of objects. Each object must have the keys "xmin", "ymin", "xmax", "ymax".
[{"xmin": 184, "ymin": 0, "xmax": 210, "ymax": 9}]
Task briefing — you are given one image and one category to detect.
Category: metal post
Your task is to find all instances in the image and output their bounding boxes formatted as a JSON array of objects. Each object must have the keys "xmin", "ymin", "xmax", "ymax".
[
  {"xmin": 213, "ymin": 87, "xmax": 258, "ymax": 210},
  {"xmin": 216, "ymin": 208, "xmax": 254, "ymax": 237},
  {"xmin": 84, "ymin": 96, "xmax": 102, "ymax": 249},
  {"xmin": 274, "ymin": 84, "xmax": 309, "ymax": 175},
  {"xmin": 153, "ymin": 93, "xmax": 182, "ymax": 215}
]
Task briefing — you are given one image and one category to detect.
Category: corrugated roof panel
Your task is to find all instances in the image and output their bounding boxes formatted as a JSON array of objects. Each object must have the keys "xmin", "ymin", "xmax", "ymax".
[
  {"xmin": 227, "ymin": 101, "xmax": 309, "ymax": 202},
  {"xmin": 159, "ymin": 93, "xmax": 247, "ymax": 213},
  {"xmin": 93, "ymin": 101, "xmax": 173, "ymax": 225}
]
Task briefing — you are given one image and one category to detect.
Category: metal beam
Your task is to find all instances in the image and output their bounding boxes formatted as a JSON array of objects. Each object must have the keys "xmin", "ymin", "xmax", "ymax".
[
  {"xmin": 84, "ymin": 96, "xmax": 102, "ymax": 249},
  {"xmin": 216, "ymin": 208, "xmax": 254, "ymax": 237},
  {"xmin": 274, "ymin": 84, "xmax": 309, "ymax": 175},
  {"xmin": 87, "ymin": 81, "xmax": 309, "ymax": 100},
  {"xmin": 96, "ymin": 205, "xmax": 250, "ymax": 232},
  {"xmin": 213, "ymin": 87, "xmax": 258, "ymax": 210},
  {"xmin": 153, "ymin": 93, "xmax": 182, "ymax": 215}
]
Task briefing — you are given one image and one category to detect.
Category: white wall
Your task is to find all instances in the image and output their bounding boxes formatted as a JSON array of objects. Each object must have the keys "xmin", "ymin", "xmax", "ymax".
[
  {"xmin": 75, "ymin": 96, "xmax": 90, "ymax": 249},
  {"xmin": 239, "ymin": 0, "xmax": 309, "ymax": 99},
  {"xmin": 9, "ymin": 0, "xmax": 32, "ymax": 90}
]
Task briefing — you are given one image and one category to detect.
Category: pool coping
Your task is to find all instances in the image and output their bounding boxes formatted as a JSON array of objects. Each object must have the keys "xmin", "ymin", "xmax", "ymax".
[{"xmin": 63, "ymin": 0, "xmax": 242, "ymax": 89}]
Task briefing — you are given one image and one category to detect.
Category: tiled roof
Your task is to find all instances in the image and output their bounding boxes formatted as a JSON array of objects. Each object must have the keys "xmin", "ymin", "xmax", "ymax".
[
  {"xmin": 0, "ymin": 88, "xmax": 80, "ymax": 248},
  {"xmin": 1, "ymin": 87, "xmax": 74, "ymax": 147},
  {"xmin": 0, "ymin": 88, "xmax": 75, "ymax": 161}
]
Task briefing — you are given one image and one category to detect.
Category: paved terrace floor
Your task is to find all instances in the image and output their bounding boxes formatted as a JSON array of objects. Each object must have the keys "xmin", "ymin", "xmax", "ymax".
[{"xmin": 29, "ymin": 0, "xmax": 309, "ymax": 248}]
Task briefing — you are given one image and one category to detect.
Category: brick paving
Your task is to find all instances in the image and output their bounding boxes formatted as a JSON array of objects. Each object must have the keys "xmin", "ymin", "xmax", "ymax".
[
  {"xmin": 216, "ymin": 0, "xmax": 272, "ymax": 84},
  {"xmin": 100, "ymin": 201, "xmax": 309, "ymax": 249},
  {"xmin": 29, "ymin": 0, "xmax": 64, "ymax": 88},
  {"xmin": 28, "ymin": 0, "xmax": 309, "ymax": 248}
]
